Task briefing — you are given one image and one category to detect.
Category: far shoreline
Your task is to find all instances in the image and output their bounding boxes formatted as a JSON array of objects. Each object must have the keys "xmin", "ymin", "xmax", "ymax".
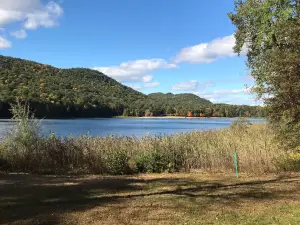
[{"xmin": 115, "ymin": 116, "xmax": 265, "ymax": 119}]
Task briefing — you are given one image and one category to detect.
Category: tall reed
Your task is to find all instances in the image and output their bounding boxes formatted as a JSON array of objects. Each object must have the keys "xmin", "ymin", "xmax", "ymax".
[
  {"xmin": 0, "ymin": 124, "xmax": 282, "ymax": 174},
  {"xmin": 0, "ymin": 102, "xmax": 283, "ymax": 174}
]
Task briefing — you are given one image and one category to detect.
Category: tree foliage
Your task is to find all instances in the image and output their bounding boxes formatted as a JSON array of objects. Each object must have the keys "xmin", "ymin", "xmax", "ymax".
[
  {"xmin": 0, "ymin": 55, "xmax": 265, "ymax": 118},
  {"xmin": 0, "ymin": 55, "xmax": 145, "ymax": 118},
  {"xmin": 229, "ymin": 0, "xmax": 300, "ymax": 149}
]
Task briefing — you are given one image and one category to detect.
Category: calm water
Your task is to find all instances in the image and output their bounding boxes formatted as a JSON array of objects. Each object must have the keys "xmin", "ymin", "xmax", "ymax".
[{"xmin": 0, "ymin": 118, "xmax": 265, "ymax": 138}]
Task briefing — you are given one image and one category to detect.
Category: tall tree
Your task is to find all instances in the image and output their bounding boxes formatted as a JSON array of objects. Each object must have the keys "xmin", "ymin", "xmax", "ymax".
[{"xmin": 229, "ymin": 0, "xmax": 300, "ymax": 149}]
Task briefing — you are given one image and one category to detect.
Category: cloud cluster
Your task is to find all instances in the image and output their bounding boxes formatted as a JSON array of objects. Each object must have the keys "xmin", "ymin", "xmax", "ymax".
[
  {"xmin": 0, "ymin": 36, "xmax": 11, "ymax": 48},
  {"xmin": 128, "ymin": 84, "xmax": 142, "ymax": 91},
  {"xmin": 193, "ymin": 88, "xmax": 253, "ymax": 104},
  {"xmin": 174, "ymin": 35, "xmax": 247, "ymax": 64},
  {"xmin": 172, "ymin": 80, "xmax": 199, "ymax": 91},
  {"xmin": 0, "ymin": 0, "xmax": 63, "ymax": 48},
  {"xmin": 94, "ymin": 34, "xmax": 251, "ymax": 104},
  {"xmin": 10, "ymin": 29, "xmax": 27, "ymax": 39},
  {"xmin": 94, "ymin": 59, "xmax": 177, "ymax": 82},
  {"xmin": 142, "ymin": 75, "xmax": 153, "ymax": 83},
  {"xmin": 171, "ymin": 80, "xmax": 215, "ymax": 91},
  {"xmin": 144, "ymin": 82, "xmax": 160, "ymax": 88},
  {"xmin": 128, "ymin": 82, "xmax": 160, "ymax": 91},
  {"xmin": 94, "ymin": 34, "xmax": 248, "ymax": 85}
]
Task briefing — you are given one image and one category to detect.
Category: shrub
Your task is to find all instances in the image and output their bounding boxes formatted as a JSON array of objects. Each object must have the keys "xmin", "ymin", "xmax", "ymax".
[
  {"xmin": 278, "ymin": 152, "xmax": 300, "ymax": 172},
  {"xmin": 2, "ymin": 101, "xmax": 41, "ymax": 172},
  {"xmin": 135, "ymin": 152, "xmax": 152, "ymax": 173},
  {"xmin": 106, "ymin": 150, "xmax": 131, "ymax": 175},
  {"xmin": 136, "ymin": 150, "xmax": 170, "ymax": 173}
]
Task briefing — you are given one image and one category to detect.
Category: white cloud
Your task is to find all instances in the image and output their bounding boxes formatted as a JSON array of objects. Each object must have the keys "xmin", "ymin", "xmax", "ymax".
[
  {"xmin": 174, "ymin": 34, "xmax": 247, "ymax": 64},
  {"xmin": 172, "ymin": 80, "xmax": 215, "ymax": 91},
  {"xmin": 213, "ymin": 88, "xmax": 251, "ymax": 95},
  {"xmin": 193, "ymin": 88, "xmax": 253, "ymax": 104},
  {"xmin": 94, "ymin": 59, "xmax": 177, "ymax": 82},
  {"xmin": 0, "ymin": 36, "xmax": 11, "ymax": 48},
  {"xmin": 10, "ymin": 29, "xmax": 27, "ymax": 39},
  {"xmin": 0, "ymin": 1, "xmax": 63, "ymax": 28},
  {"xmin": 94, "ymin": 35, "xmax": 249, "ymax": 83},
  {"xmin": 172, "ymin": 80, "xmax": 199, "ymax": 91},
  {"xmin": 127, "ymin": 81, "xmax": 160, "ymax": 91},
  {"xmin": 24, "ymin": 1, "xmax": 63, "ymax": 30},
  {"xmin": 0, "ymin": 9, "xmax": 23, "ymax": 25},
  {"xmin": 0, "ymin": 0, "xmax": 40, "ymax": 12},
  {"xmin": 0, "ymin": 0, "xmax": 63, "ymax": 45},
  {"xmin": 144, "ymin": 82, "xmax": 160, "ymax": 88},
  {"xmin": 128, "ymin": 84, "xmax": 142, "ymax": 91},
  {"xmin": 142, "ymin": 75, "xmax": 153, "ymax": 83}
]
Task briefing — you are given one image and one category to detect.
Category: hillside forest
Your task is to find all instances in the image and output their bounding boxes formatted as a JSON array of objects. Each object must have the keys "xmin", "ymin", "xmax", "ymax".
[{"xmin": 0, "ymin": 55, "xmax": 266, "ymax": 118}]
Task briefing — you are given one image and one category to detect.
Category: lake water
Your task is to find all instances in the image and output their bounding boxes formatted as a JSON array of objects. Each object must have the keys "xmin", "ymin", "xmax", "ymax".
[{"xmin": 0, "ymin": 118, "xmax": 265, "ymax": 138}]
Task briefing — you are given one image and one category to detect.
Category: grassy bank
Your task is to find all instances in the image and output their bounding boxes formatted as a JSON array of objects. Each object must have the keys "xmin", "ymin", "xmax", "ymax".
[
  {"xmin": 1, "ymin": 173, "xmax": 300, "ymax": 225},
  {"xmin": 0, "ymin": 120, "xmax": 283, "ymax": 174},
  {"xmin": 1, "ymin": 105, "xmax": 299, "ymax": 224}
]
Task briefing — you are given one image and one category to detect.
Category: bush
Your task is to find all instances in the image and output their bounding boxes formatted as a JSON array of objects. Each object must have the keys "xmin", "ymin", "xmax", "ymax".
[
  {"xmin": 135, "ymin": 152, "xmax": 152, "ymax": 173},
  {"xmin": 106, "ymin": 151, "xmax": 131, "ymax": 175},
  {"xmin": 2, "ymin": 101, "xmax": 41, "ymax": 172},
  {"xmin": 278, "ymin": 152, "xmax": 300, "ymax": 172},
  {"xmin": 136, "ymin": 150, "xmax": 170, "ymax": 173}
]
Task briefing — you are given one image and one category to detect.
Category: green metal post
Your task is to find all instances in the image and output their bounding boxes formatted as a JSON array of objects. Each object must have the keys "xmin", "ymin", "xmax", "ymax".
[{"xmin": 234, "ymin": 151, "xmax": 239, "ymax": 178}]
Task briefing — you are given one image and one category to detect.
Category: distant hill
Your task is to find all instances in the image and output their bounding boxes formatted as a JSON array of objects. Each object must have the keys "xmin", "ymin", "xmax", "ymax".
[
  {"xmin": 0, "ymin": 55, "xmax": 265, "ymax": 118},
  {"xmin": 0, "ymin": 55, "xmax": 145, "ymax": 118},
  {"xmin": 149, "ymin": 92, "xmax": 212, "ymax": 106}
]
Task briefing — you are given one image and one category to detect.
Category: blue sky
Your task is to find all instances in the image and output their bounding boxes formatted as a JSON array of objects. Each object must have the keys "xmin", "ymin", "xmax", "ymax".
[{"xmin": 0, "ymin": 0, "xmax": 261, "ymax": 105}]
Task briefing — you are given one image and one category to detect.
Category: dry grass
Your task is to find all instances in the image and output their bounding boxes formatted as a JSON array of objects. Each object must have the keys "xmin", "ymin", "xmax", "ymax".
[
  {"xmin": 1, "ymin": 172, "xmax": 300, "ymax": 224},
  {"xmin": 0, "ymin": 123, "xmax": 283, "ymax": 174}
]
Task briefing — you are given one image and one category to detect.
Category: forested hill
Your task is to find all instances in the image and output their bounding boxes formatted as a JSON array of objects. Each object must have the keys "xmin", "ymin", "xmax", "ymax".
[
  {"xmin": 0, "ymin": 55, "xmax": 266, "ymax": 118},
  {"xmin": 0, "ymin": 55, "xmax": 146, "ymax": 118},
  {"xmin": 148, "ymin": 93, "xmax": 212, "ymax": 106},
  {"xmin": 146, "ymin": 93, "xmax": 212, "ymax": 115}
]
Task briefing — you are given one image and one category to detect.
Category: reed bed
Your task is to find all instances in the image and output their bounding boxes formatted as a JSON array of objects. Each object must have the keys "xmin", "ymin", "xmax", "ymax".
[{"xmin": 0, "ymin": 121, "xmax": 283, "ymax": 175}]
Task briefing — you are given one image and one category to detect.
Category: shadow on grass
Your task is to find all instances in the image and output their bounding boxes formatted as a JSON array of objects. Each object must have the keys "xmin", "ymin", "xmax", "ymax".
[{"xmin": 0, "ymin": 173, "xmax": 299, "ymax": 224}]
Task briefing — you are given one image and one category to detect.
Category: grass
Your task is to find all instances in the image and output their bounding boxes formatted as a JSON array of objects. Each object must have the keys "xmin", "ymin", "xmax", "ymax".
[
  {"xmin": 0, "ymin": 103, "xmax": 284, "ymax": 175},
  {"xmin": 0, "ymin": 122, "xmax": 283, "ymax": 175},
  {"xmin": 1, "ymin": 172, "xmax": 300, "ymax": 224}
]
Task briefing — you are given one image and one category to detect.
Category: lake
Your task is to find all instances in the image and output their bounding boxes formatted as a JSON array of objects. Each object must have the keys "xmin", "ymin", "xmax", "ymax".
[{"xmin": 0, "ymin": 118, "xmax": 265, "ymax": 138}]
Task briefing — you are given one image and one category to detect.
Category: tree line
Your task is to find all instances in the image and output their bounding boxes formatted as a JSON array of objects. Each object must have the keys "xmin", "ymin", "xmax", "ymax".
[{"xmin": 0, "ymin": 55, "xmax": 265, "ymax": 118}]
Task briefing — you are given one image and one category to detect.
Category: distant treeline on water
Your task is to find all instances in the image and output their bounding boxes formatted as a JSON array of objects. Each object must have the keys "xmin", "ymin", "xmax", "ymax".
[{"xmin": 0, "ymin": 55, "xmax": 266, "ymax": 118}]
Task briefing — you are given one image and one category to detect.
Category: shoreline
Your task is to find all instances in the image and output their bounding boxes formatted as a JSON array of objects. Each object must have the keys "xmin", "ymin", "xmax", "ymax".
[
  {"xmin": 116, "ymin": 116, "xmax": 207, "ymax": 119},
  {"xmin": 0, "ymin": 116, "xmax": 266, "ymax": 120},
  {"xmin": 115, "ymin": 116, "xmax": 265, "ymax": 119}
]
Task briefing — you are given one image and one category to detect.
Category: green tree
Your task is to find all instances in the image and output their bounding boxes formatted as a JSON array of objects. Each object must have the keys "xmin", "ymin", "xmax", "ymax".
[{"xmin": 229, "ymin": 0, "xmax": 300, "ymax": 149}]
